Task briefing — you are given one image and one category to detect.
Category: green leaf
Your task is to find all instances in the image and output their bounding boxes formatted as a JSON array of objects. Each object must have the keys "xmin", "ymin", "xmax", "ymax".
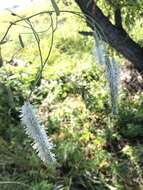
[
  {"xmin": 50, "ymin": 0, "xmax": 60, "ymax": 16},
  {"xmin": 18, "ymin": 34, "xmax": 24, "ymax": 48}
]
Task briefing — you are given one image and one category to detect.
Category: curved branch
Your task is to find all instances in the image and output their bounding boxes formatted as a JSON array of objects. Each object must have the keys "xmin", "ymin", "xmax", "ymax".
[{"xmin": 75, "ymin": 0, "xmax": 143, "ymax": 72}]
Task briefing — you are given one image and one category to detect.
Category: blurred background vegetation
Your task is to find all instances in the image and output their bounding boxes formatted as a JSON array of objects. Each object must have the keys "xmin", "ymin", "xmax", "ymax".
[{"xmin": 0, "ymin": 0, "xmax": 143, "ymax": 189}]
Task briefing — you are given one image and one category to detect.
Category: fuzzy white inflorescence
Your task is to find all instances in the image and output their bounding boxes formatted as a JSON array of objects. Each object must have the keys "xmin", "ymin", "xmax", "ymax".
[
  {"xmin": 94, "ymin": 33, "xmax": 106, "ymax": 65},
  {"xmin": 94, "ymin": 32, "xmax": 120, "ymax": 114},
  {"xmin": 20, "ymin": 101, "xmax": 56, "ymax": 164},
  {"xmin": 105, "ymin": 56, "xmax": 120, "ymax": 114}
]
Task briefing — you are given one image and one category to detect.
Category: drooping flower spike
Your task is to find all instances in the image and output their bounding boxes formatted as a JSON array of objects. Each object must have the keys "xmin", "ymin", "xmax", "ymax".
[
  {"xmin": 20, "ymin": 101, "xmax": 56, "ymax": 164},
  {"xmin": 94, "ymin": 31, "xmax": 120, "ymax": 114}
]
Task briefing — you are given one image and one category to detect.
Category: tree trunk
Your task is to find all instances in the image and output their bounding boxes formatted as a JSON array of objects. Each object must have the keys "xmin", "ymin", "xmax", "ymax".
[{"xmin": 75, "ymin": 0, "xmax": 143, "ymax": 72}]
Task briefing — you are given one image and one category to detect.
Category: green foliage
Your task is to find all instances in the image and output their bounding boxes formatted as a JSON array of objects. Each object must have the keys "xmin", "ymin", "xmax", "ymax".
[
  {"xmin": 97, "ymin": 0, "xmax": 143, "ymax": 31},
  {"xmin": 0, "ymin": 1, "xmax": 143, "ymax": 190}
]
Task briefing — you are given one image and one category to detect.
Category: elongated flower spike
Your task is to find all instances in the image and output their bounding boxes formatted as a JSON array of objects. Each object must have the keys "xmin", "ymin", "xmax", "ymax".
[
  {"xmin": 20, "ymin": 101, "xmax": 56, "ymax": 164},
  {"xmin": 93, "ymin": 31, "xmax": 106, "ymax": 65},
  {"xmin": 93, "ymin": 31, "xmax": 120, "ymax": 114},
  {"xmin": 105, "ymin": 57, "xmax": 120, "ymax": 114}
]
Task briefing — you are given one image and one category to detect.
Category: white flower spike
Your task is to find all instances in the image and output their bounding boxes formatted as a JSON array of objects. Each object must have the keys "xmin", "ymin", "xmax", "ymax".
[
  {"xmin": 93, "ymin": 31, "xmax": 120, "ymax": 114},
  {"xmin": 20, "ymin": 101, "xmax": 56, "ymax": 164}
]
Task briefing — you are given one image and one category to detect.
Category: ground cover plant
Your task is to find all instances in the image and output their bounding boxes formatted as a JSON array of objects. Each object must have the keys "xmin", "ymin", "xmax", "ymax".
[{"xmin": 0, "ymin": 1, "xmax": 143, "ymax": 190}]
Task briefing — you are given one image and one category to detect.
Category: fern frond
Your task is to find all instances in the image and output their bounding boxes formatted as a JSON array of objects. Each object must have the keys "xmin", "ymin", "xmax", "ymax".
[{"xmin": 20, "ymin": 101, "xmax": 56, "ymax": 164}]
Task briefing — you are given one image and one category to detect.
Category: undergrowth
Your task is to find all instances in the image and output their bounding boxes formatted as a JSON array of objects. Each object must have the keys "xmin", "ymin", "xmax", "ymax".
[{"xmin": 0, "ymin": 1, "xmax": 143, "ymax": 190}]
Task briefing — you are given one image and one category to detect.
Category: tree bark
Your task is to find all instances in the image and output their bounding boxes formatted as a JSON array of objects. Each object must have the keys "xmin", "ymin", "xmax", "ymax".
[
  {"xmin": 75, "ymin": 0, "xmax": 143, "ymax": 72},
  {"xmin": 115, "ymin": 8, "xmax": 122, "ymax": 29}
]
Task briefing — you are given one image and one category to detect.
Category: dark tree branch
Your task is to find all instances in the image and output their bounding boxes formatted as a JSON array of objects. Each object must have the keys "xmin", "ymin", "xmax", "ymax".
[
  {"xmin": 115, "ymin": 8, "xmax": 123, "ymax": 29},
  {"xmin": 75, "ymin": 0, "xmax": 143, "ymax": 72},
  {"xmin": 79, "ymin": 31, "xmax": 93, "ymax": 36}
]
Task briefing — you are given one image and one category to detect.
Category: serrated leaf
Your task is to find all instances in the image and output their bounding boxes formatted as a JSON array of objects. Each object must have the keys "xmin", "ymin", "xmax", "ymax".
[{"xmin": 18, "ymin": 34, "xmax": 24, "ymax": 48}]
